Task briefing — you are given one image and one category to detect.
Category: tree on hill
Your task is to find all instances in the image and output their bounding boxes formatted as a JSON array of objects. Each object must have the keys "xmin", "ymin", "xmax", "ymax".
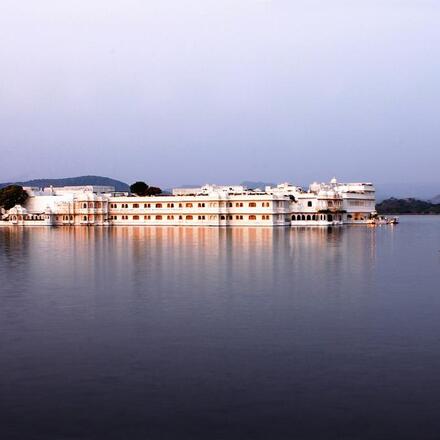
[
  {"xmin": 130, "ymin": 181, "xmax": 162, "ymax": 196},
  {"xmin": 0, "ymin": 185, "xmax": 29, "ymax": 211}
]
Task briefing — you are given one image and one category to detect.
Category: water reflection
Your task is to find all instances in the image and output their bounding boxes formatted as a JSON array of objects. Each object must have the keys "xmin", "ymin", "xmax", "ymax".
[{"xmin": 3, "ymin": 221, "xmax": 440, "ymax": 439}]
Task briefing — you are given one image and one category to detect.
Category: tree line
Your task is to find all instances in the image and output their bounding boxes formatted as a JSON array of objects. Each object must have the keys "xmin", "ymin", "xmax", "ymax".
[
  {"xmin": 0, "ymin": 185, "xmax": 29, "ymax": 211},
  {"xmin": 376, "ymin": 198, "xmax": 440, "ymax": 214}
]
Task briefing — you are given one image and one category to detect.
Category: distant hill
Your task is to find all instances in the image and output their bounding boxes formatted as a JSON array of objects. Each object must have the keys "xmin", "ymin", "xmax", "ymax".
[
  {"xmin": 0, "ymin": 175, "xmax": 129, "ymax": 192},
  {"xmin": 241, "ymin": 181, "xmax": 276, "ymax": 190},
  {"xmin": 430, "ymin": 194, "xmax": 440, "ymax": 204},
  {"xmin": 376, "ymin": 198, "xmax": 440, "ymax": 214}
]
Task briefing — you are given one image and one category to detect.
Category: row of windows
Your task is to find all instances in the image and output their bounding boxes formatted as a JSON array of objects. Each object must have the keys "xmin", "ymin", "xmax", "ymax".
[
  {"xmin": 292, "ymin": 214, "xmax": 336, "ymax": 221},
  {"xmin": 108, "ymin": 214, "xmax": 273, "ymax": 221},
  {"xmin": 108, "ymin": 201, "xmax": 273, "ymax": 209},
  {"xmin": 349, "ymin": 200, "xmax": 370, "ymax": 207},
  {"xmin": 82, "ymin": 202, "xmax": 103, "ymax": 209},
  {"xmin": 18, "ymin": 215, "xmax": 46, "ymax": 221}
]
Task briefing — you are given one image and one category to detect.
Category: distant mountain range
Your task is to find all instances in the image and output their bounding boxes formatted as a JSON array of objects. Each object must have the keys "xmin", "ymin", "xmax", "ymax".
[
  {"xmin": 240, "ymin": 181, "xmax": 276, "ymax": 190},
  {"xmin": 0, "ymin": 175, "xmax": 129, "ymax": 192}
]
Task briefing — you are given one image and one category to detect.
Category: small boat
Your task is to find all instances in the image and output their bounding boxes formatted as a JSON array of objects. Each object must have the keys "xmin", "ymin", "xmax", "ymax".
[{"xmin": 373, "ymin": 216, "xmax": 399, "ymax": 225}]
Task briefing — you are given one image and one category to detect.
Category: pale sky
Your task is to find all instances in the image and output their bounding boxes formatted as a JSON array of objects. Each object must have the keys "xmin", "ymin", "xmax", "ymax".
[{"xmin": 1, "ymin": 0, "xmax": 439, "ymax": 187}]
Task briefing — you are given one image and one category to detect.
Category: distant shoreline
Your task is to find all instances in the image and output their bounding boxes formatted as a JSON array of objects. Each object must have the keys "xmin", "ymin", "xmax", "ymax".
[
  {"xmin": 378, "ymin": 212, "xmax": 440, "ymax": 215},
  {"xmin": 376, "ymin": 197, "xmax": 440, "ymax": 215}
]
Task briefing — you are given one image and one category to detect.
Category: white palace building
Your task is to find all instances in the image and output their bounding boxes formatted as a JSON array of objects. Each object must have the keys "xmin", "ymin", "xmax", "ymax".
[{"xmin": 0, "ymin": 179, "xmax": 376, "ymax": 227}]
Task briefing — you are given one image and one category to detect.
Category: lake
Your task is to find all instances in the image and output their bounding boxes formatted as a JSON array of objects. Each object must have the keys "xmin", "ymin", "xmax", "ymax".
[{"xmin": 1, "ymin": 216, "xmax": 440, "ymax": 439}]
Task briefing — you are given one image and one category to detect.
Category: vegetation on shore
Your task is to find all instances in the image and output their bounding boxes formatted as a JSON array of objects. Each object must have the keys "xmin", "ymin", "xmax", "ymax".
[
  {"xmin": 0, "ymin": 185, "xmax": 29, "ymax": 211},
  {"xmin": 376, "ymin": 198, "xmax": 440, "ymax": 214}
]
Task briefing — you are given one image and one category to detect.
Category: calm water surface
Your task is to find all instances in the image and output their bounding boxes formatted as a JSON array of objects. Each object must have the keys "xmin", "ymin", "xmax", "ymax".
[{"xmin": 1, "ymin": 216, "xmax": 440, "ymax": 439}]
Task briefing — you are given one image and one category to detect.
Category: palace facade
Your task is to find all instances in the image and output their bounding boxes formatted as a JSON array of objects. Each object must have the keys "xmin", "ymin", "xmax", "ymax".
[{"xmin": 0, "ymin": 179, "xmax": 376, "ymax": 227}]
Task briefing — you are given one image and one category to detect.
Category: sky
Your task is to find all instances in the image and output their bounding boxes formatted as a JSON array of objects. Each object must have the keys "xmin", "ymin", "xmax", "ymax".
[{"xmin": 0, "ymin": 0, "xmax": 439, "ymax": 188}]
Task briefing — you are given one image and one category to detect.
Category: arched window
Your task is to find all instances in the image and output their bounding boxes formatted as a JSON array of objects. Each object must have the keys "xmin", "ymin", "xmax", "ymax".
[
  {"xmin": 83, "ymin": 203, "xmax": 87, "ymax": 209},
  {"xmin": 249, "ymin": 215, "xmax": 257, "ymax": 220},
  {"xmin": 220, "ymin": 215, "xmax": 225, "ymax": 220},
  {"xmin": 302, "ymin": 215, "xmax": 306, "ymax": 221},
  {"xmin": 155, "ymin": 215, "xmax": 162, "ymax": 220},
  {"xmin": 307, "ymin": 215, "xmax": 311, "ymax": 221},
  {"xmin": 186, "ymin": 203, "xmax": 193, "ymax": 208}
]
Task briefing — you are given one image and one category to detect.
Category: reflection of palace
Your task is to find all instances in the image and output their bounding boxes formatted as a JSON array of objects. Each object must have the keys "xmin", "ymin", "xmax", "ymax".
[
  {"xmin": 0, "ymin": 225, "xmax": 377, "ymax": 298},
  {"xmin": 1, "ymin": 178, "xmax": 376, "ymax": 227}
]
